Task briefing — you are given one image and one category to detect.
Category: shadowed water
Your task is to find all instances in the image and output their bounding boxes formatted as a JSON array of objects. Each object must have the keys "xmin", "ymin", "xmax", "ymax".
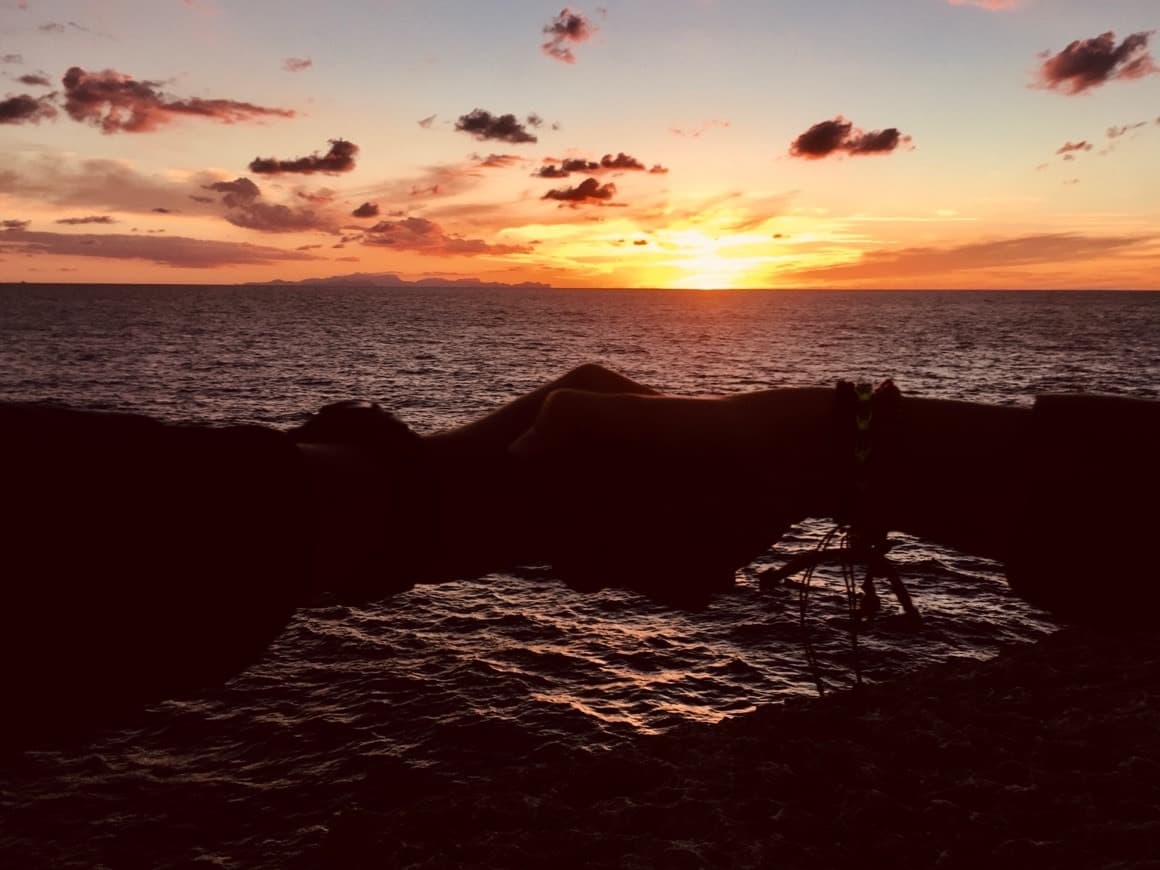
[{"xmin": 1, "ymin": 286, "xmax": 1156, "ymax": 868}]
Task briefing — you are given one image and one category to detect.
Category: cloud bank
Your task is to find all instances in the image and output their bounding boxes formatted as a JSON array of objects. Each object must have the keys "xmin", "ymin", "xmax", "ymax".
[{"xmin": 0, "ymin": 229, "xmax": 318, "ymax": 268}]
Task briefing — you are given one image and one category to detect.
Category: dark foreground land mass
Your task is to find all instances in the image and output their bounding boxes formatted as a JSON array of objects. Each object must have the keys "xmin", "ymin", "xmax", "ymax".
[{"xmin": 322, "ymin": 628, "xmax": 1160, "ymax": 869}]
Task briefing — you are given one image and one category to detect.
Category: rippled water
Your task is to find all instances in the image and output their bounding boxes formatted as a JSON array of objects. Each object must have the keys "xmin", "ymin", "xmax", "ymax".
[{"xmin": 1, "ymin": 285, "xmax": 1157, "ymax": 868}]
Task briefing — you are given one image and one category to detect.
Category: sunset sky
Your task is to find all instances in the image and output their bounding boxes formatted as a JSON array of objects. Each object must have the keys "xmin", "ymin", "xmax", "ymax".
[{"xmin": 1, "ymin": 0, "xmax": 1158, "ymax": 289}]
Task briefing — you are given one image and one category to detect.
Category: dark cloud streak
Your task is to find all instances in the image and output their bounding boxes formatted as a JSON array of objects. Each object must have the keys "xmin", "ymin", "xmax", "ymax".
[
  {"xmin": 0, "ymin": 93, "xmax": 57, "ymax": 124},
  {"xmin": 536, "ymin": 152, "xmax": 667, "ymax": 177},
  {"xmin": 454, "ymin": 109, "xmax": 538, "ymax": 144},
  {"xmin": 249, "ymin": 139, "xmax": 359, "ymax": 175},
  {"xmin": 542, "ymin": 176, "xmax": 617, "ymax": 205},
  {"xmin": 789, "ymin": 116, "xmax": 912, "ymax": 159},
  {"xmin": 55, "ymin": 215, "xmax": 116, "ymax": 225}
]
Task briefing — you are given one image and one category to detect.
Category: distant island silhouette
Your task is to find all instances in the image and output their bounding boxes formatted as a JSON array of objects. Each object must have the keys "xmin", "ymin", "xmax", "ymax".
[{"xmin": 247, "ymin": 272, "xmax": 552, "ymax": 290}]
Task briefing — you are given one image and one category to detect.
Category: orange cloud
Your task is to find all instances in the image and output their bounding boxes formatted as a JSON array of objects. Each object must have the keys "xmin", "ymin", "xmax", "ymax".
[{"xmin": 789, "ymin": 233, "xmax": 1154, "ymax": 282}]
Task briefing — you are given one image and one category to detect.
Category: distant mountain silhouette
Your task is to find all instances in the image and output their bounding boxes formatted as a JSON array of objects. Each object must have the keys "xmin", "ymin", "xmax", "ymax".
[{"xmin": 248, "ymin": 271, "xmax": 551, "ymax": 290}]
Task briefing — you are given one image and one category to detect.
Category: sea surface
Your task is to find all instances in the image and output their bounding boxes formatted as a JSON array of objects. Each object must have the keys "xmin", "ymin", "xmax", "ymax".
[{"xmin": 1, "ymin": 285, "xmax": 1157, "ymax": 868}]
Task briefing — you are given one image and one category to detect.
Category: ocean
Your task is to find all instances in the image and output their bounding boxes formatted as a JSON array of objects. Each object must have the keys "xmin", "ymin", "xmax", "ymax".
[{"xmin": 1, "ymin": 285, "xmax": 1157, "ymax": 868}]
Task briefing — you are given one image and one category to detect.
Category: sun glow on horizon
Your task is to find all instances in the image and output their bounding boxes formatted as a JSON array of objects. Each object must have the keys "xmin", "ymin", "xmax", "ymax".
[{"xmin": 0, "ymin": 1, "xmax": 1157, "ymax": 289}]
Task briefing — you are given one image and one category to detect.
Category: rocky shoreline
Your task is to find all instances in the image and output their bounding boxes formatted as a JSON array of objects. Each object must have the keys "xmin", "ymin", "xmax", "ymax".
[{"xmin": 322, "ymin": 628, "xmax": 1160, "ymax": 869}]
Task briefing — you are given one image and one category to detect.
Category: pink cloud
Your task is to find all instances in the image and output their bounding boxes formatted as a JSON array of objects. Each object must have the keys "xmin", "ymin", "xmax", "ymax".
[
  {"xmin": 62, "ymin": 66, "xmax": 295, "ymax": 133},
  {"xmin": 947, "ymin": 0, "xmax": 1018, "ymax": 10},
  {"xmin": 542, "ymin": 8, "xmax": 598, "ymax": 64}
]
